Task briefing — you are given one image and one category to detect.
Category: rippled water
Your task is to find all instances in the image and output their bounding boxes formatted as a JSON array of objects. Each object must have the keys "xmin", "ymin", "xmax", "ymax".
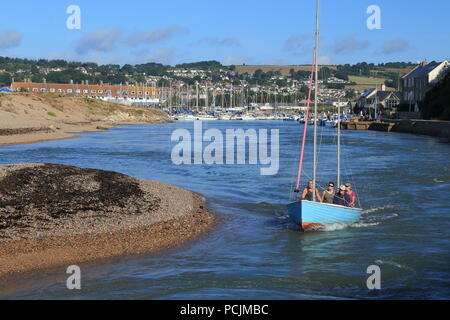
[{"xmin": 1, "ymin": 121, "xmax": 449, "ymax": 299}]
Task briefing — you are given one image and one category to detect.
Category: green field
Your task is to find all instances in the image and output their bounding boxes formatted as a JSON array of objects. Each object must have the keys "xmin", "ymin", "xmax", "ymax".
[
  {"xmin": 234, "ymin": 64, "xmax": 415, "ymax": 92},
  {"xmin": 235, "ymin": 65, "xmax": 337, "ymax": 76},
  {"xmin": 235, "ymin": 65, "xmax": 413, "ymax": 77},
  {"xmin": 348, "ymin": 76, "xmax": 387, "ymax": 85}
]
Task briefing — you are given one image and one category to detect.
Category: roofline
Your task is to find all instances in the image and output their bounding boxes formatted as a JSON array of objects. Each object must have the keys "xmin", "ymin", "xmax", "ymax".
[
  {"xmin": 402, "ymin": 64, "xmax": 421, "ymax": 79},
  {"xmin": 402, "ymin": 60, "xmax": 448, "ymax": 79}
]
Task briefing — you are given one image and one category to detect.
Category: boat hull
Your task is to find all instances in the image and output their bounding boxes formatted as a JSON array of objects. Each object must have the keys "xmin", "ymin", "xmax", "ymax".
[{"xmin": 287, "ymin": 200, "xmax": 362, "ymax": 230}]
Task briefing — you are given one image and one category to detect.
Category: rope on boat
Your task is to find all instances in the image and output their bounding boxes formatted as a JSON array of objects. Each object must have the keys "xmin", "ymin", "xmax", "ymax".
[
  {"xmin": 295, "ymin": 58, "xmax": 316, "ymax": 192},
  {"xmin": 341, "ymin": 134, "xmax": 363, "ymax": 209}
]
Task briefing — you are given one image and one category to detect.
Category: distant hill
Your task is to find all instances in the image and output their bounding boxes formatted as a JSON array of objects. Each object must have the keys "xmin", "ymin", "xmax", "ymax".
[
  {"xmin": 235, "ymin": 64, "xmax": 415, "ymax": 91},
  {"xmin": 0, "ymin": 55, "xmax": 418, "ymax": 93},
  {"xmin": 235, "ymin": 65, "xmax": 337, "ymax": 76}
]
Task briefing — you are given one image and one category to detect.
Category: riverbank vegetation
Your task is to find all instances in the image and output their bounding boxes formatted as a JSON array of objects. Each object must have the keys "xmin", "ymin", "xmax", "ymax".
[{"xmin": 422, "ymin": 72, "xmax": 450, "ymax": 120}]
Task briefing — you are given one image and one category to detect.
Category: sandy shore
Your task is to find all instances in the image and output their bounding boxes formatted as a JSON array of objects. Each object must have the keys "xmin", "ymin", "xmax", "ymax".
[
  {"xmin": 0, "ymin": 164, "xmax": 216, "ymax": 284},
  {"xmin": 0, "ymin": 93, "xmax": 171, "ymax": 146}
]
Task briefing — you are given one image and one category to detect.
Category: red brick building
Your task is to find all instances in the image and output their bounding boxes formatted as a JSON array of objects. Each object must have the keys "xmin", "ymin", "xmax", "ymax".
[{"xmin": 11, "ymin": 81, "xmax": 158, "ymax": 99}]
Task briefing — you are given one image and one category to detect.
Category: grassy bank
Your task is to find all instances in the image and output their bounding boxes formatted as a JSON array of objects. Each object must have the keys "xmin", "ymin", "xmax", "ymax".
[{"xmin": 0, "ymin": 93, "xmax": 171, "ymax": 145}]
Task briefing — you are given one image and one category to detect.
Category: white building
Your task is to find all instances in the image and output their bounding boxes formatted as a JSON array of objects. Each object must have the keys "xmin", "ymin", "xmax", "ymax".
[{"xmin": 402, "ymin": 60, "xmax": 449, "ymax": 111}]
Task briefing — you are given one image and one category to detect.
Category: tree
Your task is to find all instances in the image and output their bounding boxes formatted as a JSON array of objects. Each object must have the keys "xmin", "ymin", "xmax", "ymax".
[
  {"xmin": 31, "ymin": 74, "xmax": 45, "ymax": 83},
  {"xmin": 175, "ymin": 61, "xmax": 222, "ymax": 70},
  {"xmin": 320, "ymin": 67, "xmax": 332, "ymax": 79},
  {"xmin": 121, "ymin": 64, "xmax": 135, "ymax": 75},
  {"xmin": 345, "ymin": 90, "xmax": 356, "ymax": 99},
  {"xmin": 0, "ymin": 72, "xmax": 12, "ymax": 87},
  {"xmin": 422, "ymin": 72, "xmax": 450, "ymax": 120},
  {"xmin": 334, "ymin": 71, "xmax": 349, "ymax": 81},
  {"xmin": 289, "ymin": 69, "xmax": 295, "ymax": 80}
]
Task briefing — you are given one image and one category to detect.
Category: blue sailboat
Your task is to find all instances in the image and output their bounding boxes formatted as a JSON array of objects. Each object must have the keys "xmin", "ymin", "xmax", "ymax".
[
  {"xmin": 288, "ymin": 200, "xmax": 362, "ymax": 230},
  {"xmin": 287, "ymin": 0, "xmax": 362, "ymax": 231}
]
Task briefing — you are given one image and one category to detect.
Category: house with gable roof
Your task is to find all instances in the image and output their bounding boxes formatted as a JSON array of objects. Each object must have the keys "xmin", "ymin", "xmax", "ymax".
[
  {"xmin": 402, "ymin": 60, "xmax": 450, "ymax": 111},
  {"xmin": 354, "ymin": 85, "xmax": 401, "ymax": 118}
]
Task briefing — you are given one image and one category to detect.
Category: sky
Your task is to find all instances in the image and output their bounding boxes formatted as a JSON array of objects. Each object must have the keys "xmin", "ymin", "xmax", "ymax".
[{"xmin": 0, "ymin": 0, "xmax": 449, "ymax": 66}]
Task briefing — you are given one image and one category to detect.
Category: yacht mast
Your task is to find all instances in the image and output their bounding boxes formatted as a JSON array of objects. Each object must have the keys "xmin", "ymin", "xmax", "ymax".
[
  {"xmin": 196, "ymin": 82, "xmax": 199, "ymax": 111},
  {"xmin": 313, "ymin": 0, "xmax": 320, "ymax": 201},
  {"xmin": 337, "ymin": 101, "xmax": 341, "ymax": 187},
  {"xmin": 188, "ymin": 84, "xmax": 191, "ymax": 109},
  {"xmin": 205, "ymin": 82, "xmax": 209, "ymax": 110},
  {"xmin": 230, "ymin": 84, "xmax": 233, "ymax": 108}
]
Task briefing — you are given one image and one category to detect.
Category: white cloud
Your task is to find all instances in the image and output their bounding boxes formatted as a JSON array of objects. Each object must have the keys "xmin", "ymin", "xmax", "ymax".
[
  {"xmin": 266, "ymin": 59, "xmax": 293, "ymax": 65},
  {"xmin": 75, "ymin": 28, "xmax": 122, "ymax": 54},
  {"xmin": 380, "ymin": 40, "xmax": 410, "ymax": 54},
  {"xmin": 131, "ymin": 48, "xmax": 175, "ymax": 65},
  {"xmin": 126, "ymin": 25, "xmax": 188, "ymax": 47},
  {"xmin": 47, "ymin": 51, "xmax": 123, "ymax": 65},
  {"xmin": 284, "ymin": 34, "xmax": 314, "ymax": 56},
  {"xmin": 333, "ymin": 34, "xmax": 370, "ymax": 54},
  {"xmin": 318, "ymin": 56, "xmax": 332, "ymax": 65},
  {"xmin": 0, "ymin": 29, "xmax": 22, "ymax": 50},
  {"xmin": 223, "ymin": 56, "xmax": 250, "ymax": 66},
  {"xmin": 196, "ymin": 37, "xmax": 240, "ymax": 47}
]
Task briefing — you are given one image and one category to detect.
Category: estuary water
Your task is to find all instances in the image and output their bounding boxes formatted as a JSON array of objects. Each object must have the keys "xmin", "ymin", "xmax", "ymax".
[{"xmin": 1, "ymin": 121, "xmax": 449, "ymax": 299}]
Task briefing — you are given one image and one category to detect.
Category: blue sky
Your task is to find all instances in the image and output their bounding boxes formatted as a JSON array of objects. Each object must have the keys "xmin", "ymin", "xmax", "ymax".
[{"xmin": 0, "ymin": 0, "xmax": 449, "ymax": 66}]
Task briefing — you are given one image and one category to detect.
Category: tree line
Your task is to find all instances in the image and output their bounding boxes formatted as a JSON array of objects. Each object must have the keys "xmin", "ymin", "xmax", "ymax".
[{"xmin": 0, "ymin": 55, "xmax": 417, "ymax": 89}]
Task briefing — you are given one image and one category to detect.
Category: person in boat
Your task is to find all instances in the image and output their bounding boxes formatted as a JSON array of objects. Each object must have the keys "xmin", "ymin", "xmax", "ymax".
[
  {"xmin": 302, "ymin": 180, "xmax": 322, "ymax": 202},
  {"xmin": 333, "ymin": 185, "xmax": 351, "ymax": 207},
  {"xmin": 345, "ymin": 183, "xmax": 356, "ymax": 207},
  {"xmin": 321, "ymin": 182, "xmax": 335, "ymax": 204}
]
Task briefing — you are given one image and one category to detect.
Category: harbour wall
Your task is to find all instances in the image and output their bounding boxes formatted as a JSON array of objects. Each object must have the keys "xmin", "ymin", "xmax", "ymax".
[
  {"xmin": 342, "ymin": 120, "xmax": 450, "ymax": 141},
  {"xmin": 380, "ymin": 119, "xmax": 450, "ymax": 140}
]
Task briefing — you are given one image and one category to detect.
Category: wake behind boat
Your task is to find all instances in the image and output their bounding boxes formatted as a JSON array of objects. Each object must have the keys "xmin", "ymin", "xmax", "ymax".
[{"xmin": 287, "ymin": 0, "xmax": 362, "ymax": 231}]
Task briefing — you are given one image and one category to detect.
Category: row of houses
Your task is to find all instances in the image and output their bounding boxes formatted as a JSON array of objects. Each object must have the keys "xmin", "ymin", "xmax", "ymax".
[
  {"xmin": 354, "ymin": 60, "xmax": 449, "ymax": 118},
  {"xmin": 11, "ymin": 81, "xmax": 158, "ymax": 101},
  {"xmin": 402, "ymin": 60, "xmax": 449, "ymax": 109}
]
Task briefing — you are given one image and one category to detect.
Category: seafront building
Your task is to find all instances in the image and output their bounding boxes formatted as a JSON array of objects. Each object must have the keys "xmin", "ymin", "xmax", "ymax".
[
  {"xmin": 402, "ymin": 60, "xmax": 449, "ymax": 111},
  {"xmin": 355, "ymin": 86, "xmax": 401, "ymax": 116},
  {"xmin": 10, "ymin": 80, "xmax": 160, "ymax": 106}
]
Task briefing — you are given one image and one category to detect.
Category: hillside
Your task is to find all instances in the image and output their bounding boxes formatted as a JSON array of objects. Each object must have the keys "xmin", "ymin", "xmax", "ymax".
[
  {"xmin": 0, "ymin": 93, "xmax": 170, "ymax": 145},
  {"xmin": 235, "ymin": 65, "xmax": 338, "ymax": 76},
  {"xmin": 235, "ymin": 64, "xmax": 414, "ymax": 91}
]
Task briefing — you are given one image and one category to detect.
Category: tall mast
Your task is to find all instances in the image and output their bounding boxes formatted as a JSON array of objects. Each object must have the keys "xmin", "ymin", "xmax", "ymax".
[
  {"xmin": 313, "ymin": 0, "xmax": 320, "ymax": 201},
  {"xmin": 221, "ymin": 88, "xmax": 224, "ymax": 108},
  {"xmin": 169, "ymin": 81, "xmax": 172, "ymax": 112},
  {"xmin": 230, "ymin": 84, "xmax": 233, "ymax": 108},
  {"xmin": 205, "ymin": 82, "xmax": 209, "ymax": 110},
  {"xmin": 188, "ymin": 85, "xmax": 191, "ymax": 109},
  {"xmin": 337, "ymin": 100, "xmax": 341, "ymax": 187},
  {"xmin": 196, "ymin": 82, "xmax": 199, "ymax": 111}
]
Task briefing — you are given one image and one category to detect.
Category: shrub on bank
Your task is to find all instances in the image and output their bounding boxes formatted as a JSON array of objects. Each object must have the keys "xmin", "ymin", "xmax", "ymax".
[{"xmin": 422, "ymin": 72, "xmax": 450, "ymax": 120}]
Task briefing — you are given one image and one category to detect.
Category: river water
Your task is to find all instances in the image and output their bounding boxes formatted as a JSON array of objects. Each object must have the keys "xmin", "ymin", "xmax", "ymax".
[{"xmin": 1, "ymin": 121, "xmax": 449, "ymax": 299}]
